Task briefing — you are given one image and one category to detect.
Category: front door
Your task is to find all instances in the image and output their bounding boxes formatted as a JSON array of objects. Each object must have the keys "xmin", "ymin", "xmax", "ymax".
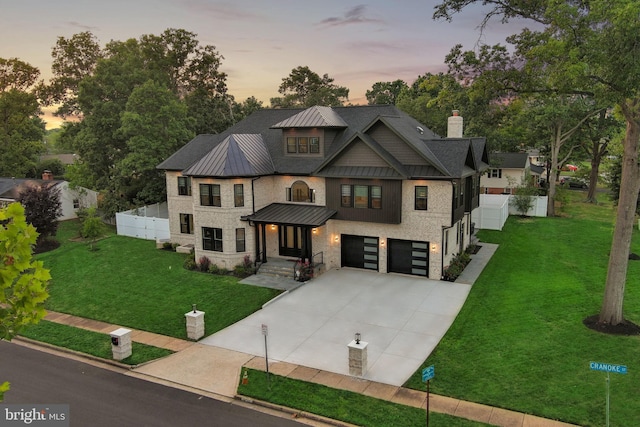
[{"xmin": 279, "ymin": 225, "xmax": 303, "ymax": 257}]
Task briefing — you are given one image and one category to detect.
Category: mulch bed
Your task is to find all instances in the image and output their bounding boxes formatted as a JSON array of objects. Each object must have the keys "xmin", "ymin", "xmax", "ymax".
[{"xmin": 583, "ymin": 315, "xmax": 640, "ymax": 336}]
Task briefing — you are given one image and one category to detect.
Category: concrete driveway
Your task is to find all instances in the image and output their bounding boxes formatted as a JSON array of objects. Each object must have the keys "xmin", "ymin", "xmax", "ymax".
[{"xmin": 200, "ymin": 268, "xmax": 471, "ymax": 386}]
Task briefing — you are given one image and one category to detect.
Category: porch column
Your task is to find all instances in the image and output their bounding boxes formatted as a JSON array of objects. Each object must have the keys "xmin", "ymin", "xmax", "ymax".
[
  {"xmin": 254, "ymin": 223, "xmax": 261, "ymax": 264},
  {"xmin": 261, "ymin": 223, "xmax": 267, "ymax": 263}
]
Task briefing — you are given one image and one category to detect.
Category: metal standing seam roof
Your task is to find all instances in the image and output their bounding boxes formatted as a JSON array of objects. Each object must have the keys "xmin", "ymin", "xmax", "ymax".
[
  {"xmin": 181, "ymin": 134, "xmax": 274, "ymax": 177},
  {"xmin": 271, "ymin": 105, "xmax": 348, "ymax": 128},
  {"xmin": 244, "ymin": 203, "xmax": 337, "ymax": 226}
]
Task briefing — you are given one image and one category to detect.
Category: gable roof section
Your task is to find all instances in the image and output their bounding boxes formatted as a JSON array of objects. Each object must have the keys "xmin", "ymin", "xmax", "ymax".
[
  {"xmin": 182, "ymin": 134, "xmax": 273, "ymax": 177},
  {"xmin": 363, "ymin": 115, "xmax": 450, "ymax": 177},
  {"xmin": 271, "ymin": 106, "xmax": 348, "ymax": 128},
  {"xmin": 315, "ymin": 132, "xmax": 408, "ymax": 179},
  {"xmin": 471, "ymin": 138, "xmax": 490, "ymax": 172},
  {"xmin": 492, "ymin": 152, "xmax": 529, "ymax": 169}
]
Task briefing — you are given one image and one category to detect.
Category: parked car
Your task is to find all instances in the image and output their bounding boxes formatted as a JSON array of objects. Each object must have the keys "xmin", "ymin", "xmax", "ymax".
[{"xmin": 561, "ymin": 177, "xmax": 588, "ymax": 189}]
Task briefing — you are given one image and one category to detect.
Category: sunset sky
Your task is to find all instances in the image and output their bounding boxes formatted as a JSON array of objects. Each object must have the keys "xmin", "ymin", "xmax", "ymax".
[{"xmin": 0, "ymin": 1, "xmax": 530, "ymax": 128}]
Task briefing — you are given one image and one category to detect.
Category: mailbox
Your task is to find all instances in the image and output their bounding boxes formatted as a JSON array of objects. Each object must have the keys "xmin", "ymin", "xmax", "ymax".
[{"xmin": 109, "ymin": 328, "xmax": 132, "ymax": 360}]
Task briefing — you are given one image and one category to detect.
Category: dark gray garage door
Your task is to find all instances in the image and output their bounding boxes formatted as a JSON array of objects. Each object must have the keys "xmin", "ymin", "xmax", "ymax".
[
  {"xmin": 341, "ymin": 234, "xmax": 378, "ymax": 271},
  {"xmin": 388, "ymin": 239, "xmax": 429, "ymax": 277}
]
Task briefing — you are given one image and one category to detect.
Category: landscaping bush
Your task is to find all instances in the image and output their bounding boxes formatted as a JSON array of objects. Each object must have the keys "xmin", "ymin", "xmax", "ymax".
[
  {"xmin": 443, "ymin": 251, "xmax": 471, "ymax": 282},
  {"xmin": 183, "ymin": 249, "xmax": 196, "ymax": 270},
  {"xmin": 198, "ymin": 256, "xmax": 211, "ymax": 272}
]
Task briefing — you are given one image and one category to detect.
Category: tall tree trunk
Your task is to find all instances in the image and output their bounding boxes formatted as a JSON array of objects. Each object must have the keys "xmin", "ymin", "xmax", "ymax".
[{"xmin": 599, "ymin": 99, "xmax": 640, "ymax": 325}]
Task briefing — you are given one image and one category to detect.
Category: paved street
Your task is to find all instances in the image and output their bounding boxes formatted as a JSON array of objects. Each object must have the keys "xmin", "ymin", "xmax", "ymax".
[{"xmin": 0, "ymin": 340, "xmax": 306, "ymax": 427}]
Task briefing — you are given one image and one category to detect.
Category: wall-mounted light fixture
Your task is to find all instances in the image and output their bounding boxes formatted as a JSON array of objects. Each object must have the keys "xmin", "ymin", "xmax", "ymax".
[
  {"xmin": 431, "ymin": 243, "xmax": 437, "ymax": 252},
  {"xmin": 312, "ymin": 228, "xmax": 318, "ymax": 234},
  {"xmin": 334, "ymin": 235, "xmax": 340, "ymax": 243},
  {"xmin": 380, "ymin": 239, "xmax": 385, "ymax": 247},
  {"xmin": 271, "ymin": 224, "xmax": 276, "ymax": 230}
]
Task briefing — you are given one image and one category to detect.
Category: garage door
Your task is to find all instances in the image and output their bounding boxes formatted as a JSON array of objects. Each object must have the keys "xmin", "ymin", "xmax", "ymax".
[
  {"xmin": 388, "ymin": 239, "xmax": 429, "ymax": 277},
  {"xmin": 341, "ymin": 234, "xmax": 378, "ymax": 271}
]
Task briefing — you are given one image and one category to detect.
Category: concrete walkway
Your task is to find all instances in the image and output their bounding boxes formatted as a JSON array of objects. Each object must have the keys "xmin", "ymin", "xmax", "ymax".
[{"xmin": 38, "ymin": 243, "xmax": 576, "ymax": 426}]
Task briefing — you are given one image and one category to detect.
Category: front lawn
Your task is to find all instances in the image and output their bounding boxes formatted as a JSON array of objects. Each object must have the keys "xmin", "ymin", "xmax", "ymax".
[
  {"xmin": 238, "ymin": 368, "xmax": 491, "ymax": 427},
  {"xmin": 35, "ymin": 221, "xmax": 281, "ymax": 339},
  {"xmin": 405, "ymin": 192, "xmax": 640, "ymax": 427},
  {"xmin": 20, "ymin": 320, "xmax": 173, "ymax": 365}
]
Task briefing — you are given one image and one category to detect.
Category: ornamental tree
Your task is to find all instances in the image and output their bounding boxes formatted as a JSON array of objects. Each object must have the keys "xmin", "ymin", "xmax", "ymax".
[{"xmin": 0, "ymin": 203, "xmax": 51, "ymax": 400}]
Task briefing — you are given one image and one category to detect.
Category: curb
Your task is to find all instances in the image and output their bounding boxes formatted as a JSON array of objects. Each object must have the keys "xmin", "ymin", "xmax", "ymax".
[
  {"xmin": 234, "ymin": 394, "xmax": 355, "ymax": 427},
  {"xmin": 13, "ymin": 336, "xmax": 164, "ymax": 370}
]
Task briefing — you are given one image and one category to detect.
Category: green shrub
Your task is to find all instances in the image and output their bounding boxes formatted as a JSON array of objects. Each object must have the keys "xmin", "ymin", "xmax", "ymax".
[
  {"xmin": 443, "ymin": 251, "xmax": 471, "ymax": 282},
  {"xmin": 208, "ymin": 263, "xmax": 220, "ymax": 274}
]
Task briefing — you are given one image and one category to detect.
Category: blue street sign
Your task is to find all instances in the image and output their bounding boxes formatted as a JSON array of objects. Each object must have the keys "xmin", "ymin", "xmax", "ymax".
[
  {"xmin": 590, "ymin": 361, "xmax": 628, "ymax": 374},
  {"xmin": 422, "ymin": 365, "xmax": 435, "ymax": 382}
]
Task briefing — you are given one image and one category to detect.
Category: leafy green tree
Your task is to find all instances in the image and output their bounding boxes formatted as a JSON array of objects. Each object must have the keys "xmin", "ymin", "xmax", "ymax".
[
  {"xmin": 17, "ymin": 183, "xmax": 62, "ymax": 248},
  {"xmin": 38, "ymin": 31, "xmax": 103, "ymax": 118},
  {"xmin": 42, "ymin": 29, "xmax": 231, "ymax": 213},
  {"xmin": 434, "ymin": 0, "xmax": 640, "ymax": 327},
  {"xmin": 0, "ymin": 58, "xmax": 46, "ymax": 177},
  {"xmin": 509, "ymin": 169, "xmax": 538, "ymax": 216},
  {"xmin": 270, "ymin": 66, "xmax": 349, "ymax": 107},
  {"xmin": 82, "ymin": 207, "xmax": 106, "ymax": 251},
  {"xmin": 0, "ymin": 203, "xmax": 51, "ymax": 400},
  {"xmin": 366, "ymin": 80, "xmax": 408, "ymax": 105},
  {"xmin": 118, "ymin": 80, "xmax": 195, "ymax": 205}
]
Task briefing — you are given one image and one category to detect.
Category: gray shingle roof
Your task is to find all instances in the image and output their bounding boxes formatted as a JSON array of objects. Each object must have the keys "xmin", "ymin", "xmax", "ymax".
[
  {"xmin": 491, "ymin": 152, "xmax": 529, "ymax": 168},
  {"xmin": 157, "ymin": 105, "xmax": 489, "ymax": 180},
  {"xmin": 0, "ymin": 178, "xmax": 60, "ymax": 200}
]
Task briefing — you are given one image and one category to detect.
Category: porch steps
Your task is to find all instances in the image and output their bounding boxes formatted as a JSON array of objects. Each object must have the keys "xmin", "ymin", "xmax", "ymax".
[{"xmin": 257, "ymin": 260, "xmax": 296, "ymax": 279}]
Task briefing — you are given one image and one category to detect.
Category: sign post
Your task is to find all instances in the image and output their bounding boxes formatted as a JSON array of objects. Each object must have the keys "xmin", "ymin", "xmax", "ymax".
[
  {"xmin": 262, "ymin": 324, "xmax": 270, "ymax": 389},
  {"xmin": 422, "ymin": 365, "xmax": 435, "ymax": 427},
  {"xmin": 590, "ymin": 361, "xmax": 628, "ymax": 427}
]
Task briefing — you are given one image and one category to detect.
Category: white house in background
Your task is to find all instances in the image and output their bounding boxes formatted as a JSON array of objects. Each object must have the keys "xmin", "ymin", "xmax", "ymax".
[
  {"xmin": 0, "ymin": 171, "xmax": 98, "ymax": 220},
  {"xmin": 481, "ymin": 152, "xmax": 544, "ymax": 194}
]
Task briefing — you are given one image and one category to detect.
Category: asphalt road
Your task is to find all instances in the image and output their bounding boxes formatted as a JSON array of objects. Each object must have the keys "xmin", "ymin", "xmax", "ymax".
[{"xmin": 0, "ymin": 340, "xmax": 305, "ymax": 427}]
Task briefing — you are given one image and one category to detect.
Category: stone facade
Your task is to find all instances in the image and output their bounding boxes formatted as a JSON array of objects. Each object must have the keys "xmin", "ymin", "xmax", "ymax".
[{"xmin": 166, "ymin": 171, "xmax": 471, "ymax": 279}]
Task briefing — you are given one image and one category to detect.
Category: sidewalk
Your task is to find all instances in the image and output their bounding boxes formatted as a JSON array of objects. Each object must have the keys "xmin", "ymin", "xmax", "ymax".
[{"xmin": 38, "ymin": 243, "xmax": 577, "ymax": 427}]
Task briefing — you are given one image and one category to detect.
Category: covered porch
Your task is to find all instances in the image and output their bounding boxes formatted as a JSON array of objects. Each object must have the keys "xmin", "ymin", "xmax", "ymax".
[{"xmin": 243, "ymin": 203, "xmax": 336, "ymax": 279}]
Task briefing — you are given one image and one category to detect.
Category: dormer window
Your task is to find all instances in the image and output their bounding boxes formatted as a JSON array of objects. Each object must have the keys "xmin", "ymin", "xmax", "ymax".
[{"xmin": 286, "ymin": 136, "xmax": 320, "ymax": 154}]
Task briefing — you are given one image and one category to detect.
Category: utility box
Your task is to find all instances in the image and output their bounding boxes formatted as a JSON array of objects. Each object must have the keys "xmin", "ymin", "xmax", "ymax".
[
  {"xmin": 185, "ymin": 309, "xmax": 205, "ymax": 340},
  {"xmin": 110, "ymin": 328, "xmax": 132, "ymax": 361},
  {"xmin": 348, "ymin": 339, "xmax": 368, "ymax": 377}
]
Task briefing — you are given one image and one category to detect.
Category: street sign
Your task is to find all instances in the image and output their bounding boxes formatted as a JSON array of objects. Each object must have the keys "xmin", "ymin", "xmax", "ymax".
[
  {"xmin": 261, "ymin": 324, "xmax": 268, "ymax": 336},
  {"xmin": 590, "ymin": 362, "xmax": 628, "ymax": 374},
  {"xmin": 422, "ymin": 365, "xmax": 435, "ymax": 382}
]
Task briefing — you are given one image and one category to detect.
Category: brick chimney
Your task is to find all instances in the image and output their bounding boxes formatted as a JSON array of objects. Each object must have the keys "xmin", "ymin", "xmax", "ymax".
[
  {"xmin": 447, "ymin": 110, "xmax": 463, "ymax": 138},
  {"xmin": 42, "ymin": 170, "xmax": 53, "ymax": 180}
]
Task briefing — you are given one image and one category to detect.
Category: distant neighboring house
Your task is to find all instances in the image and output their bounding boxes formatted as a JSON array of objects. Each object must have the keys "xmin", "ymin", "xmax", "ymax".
[
  {"xmin": 481, "ymin": 152, "xmax": 543, "ymax": 194},
  {"xmin": 157, "ymin": 105, "xmax": 490, "ymax": 280},
  {"xmin": 0, "ymin": 171, "xmax": 98, "ymax": 221},
  {"xmin": 39, "ymin": 153, "xmax": 78, "ymax": 166}
]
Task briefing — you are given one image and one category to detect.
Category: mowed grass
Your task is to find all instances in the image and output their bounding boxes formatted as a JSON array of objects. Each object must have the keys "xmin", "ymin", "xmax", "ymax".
[
  {"xmin": 35, "ymin": 221, "xmax": 281, "ymax": 339},
  {"xmin": 20, "ymin": 320, "xmax": 173, "ymax": 365},
  {"xmin": 405, "ymin": 192, "xmax": 640, "ymax": 427},
  {"xmin": 238, "ymin": 368, "xmax": 491, "ymax": 427}
]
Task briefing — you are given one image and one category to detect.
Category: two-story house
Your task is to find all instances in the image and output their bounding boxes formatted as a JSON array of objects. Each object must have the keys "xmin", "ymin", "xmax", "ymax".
[
  {"xmin": 157, "ymin": 105, "xmax": 489, "ymax": 279},
  {"xmin": 481, "ymin": 152, "xmax": 543, "ymax": 194}
]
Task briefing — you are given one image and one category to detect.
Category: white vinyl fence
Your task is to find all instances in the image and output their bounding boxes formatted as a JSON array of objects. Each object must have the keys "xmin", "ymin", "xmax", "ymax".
[
  {"xmin": 116, "ymin": 202, "xmax": 170, "ymax": 241},
  {"xmin": 472, "ymin": 194, "xmax": 548, "ymax": 231}
]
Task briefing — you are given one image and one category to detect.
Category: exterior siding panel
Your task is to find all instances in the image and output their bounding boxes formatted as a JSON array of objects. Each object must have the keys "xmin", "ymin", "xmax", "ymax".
[{"xmin": 326, "ymin": 178, "xmax": 401, "ymax": 224}]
